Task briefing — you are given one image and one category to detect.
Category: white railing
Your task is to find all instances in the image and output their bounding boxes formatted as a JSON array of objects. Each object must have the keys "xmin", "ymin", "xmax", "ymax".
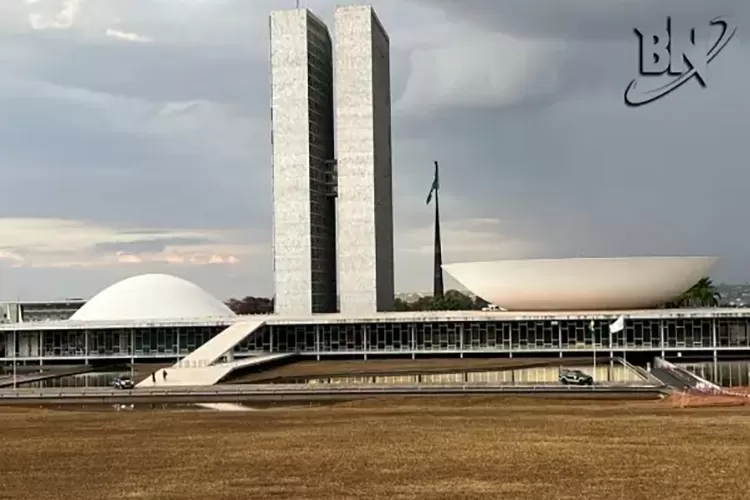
[
  {"xmin": 0, "ymin": 382, "xmax": 667, "ymax": 400},
  {"xmin": 619, "ymin": 356, "xmax": 662, "ymax": 384},
  {"xmin": 653, "ymin": 357, "xmax": 746, "ymax": 396},
  {"xmin": 174, "ymin": 359, "xmax": 211, "ymax": 369}
]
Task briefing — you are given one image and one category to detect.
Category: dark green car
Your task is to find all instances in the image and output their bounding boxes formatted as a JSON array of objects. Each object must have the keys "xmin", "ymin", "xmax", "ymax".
[
  {"xmin": 112, "ymin": 376, "xmax": 135, "ymax": 390},
  {"xmin": 558, "ymin": 369, "xmax": 594, "ymax": 386}
]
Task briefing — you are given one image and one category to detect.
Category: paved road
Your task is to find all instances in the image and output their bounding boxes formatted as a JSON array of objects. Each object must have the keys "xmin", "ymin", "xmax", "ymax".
[{"xmin": 0, "ymin": 382, "xmax": 668, "ymax": 404}]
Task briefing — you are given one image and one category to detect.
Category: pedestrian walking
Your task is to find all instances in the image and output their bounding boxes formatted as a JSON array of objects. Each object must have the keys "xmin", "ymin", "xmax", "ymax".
[
  {"xmin": 163, "ymin": 370, "xmax": 168, "ymax": 382},
  {"xmin": 151, "ymin": 372, "xmax": 156, "ymax": 383}
]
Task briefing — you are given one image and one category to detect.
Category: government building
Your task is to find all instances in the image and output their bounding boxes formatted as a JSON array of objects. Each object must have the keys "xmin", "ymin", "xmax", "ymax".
[
  {"xmin": 0, "ymin": 273, "xmax": 748, "ymax": 372},
  {"xmin": 1, "ymin": 6, "xmax": 748, "ymax": 386}
]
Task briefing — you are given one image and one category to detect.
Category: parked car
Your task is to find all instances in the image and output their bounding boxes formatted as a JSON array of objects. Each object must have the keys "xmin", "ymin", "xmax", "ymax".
[
  {"xmin": 112, "ymin": 376, "xmax": 135, "ymax": 390},
  {"xmin": 558, "ymin": 369, "xmax": 594, "ymax": 386}
]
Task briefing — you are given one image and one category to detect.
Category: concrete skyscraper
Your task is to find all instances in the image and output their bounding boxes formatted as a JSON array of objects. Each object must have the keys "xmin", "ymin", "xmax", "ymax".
[
  {"xmin": 334, "ymin": 5, "xmax": 395, "ymax": 315},
  {"xmin": 270, "ymin": 9, "xmax": 338, "ymax": 315}
]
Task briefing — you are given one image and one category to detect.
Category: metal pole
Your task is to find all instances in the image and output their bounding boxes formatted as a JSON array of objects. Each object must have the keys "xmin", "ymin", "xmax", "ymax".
[
  {"xmin": 589, "ymin": 320, "xmax": 596, "ymax": 381},
  {"xmin": 432, "ymin": 161, "xmax": 444, "ymax": 299},
  {"xmin": 593, "ymin": 328, "xmax": 597, "ymax": 382},
  {"xmin": 608, "ymin": 326, "xmax": 613, "ymax": 382},
  {"xmin": 12, "ymin": 329, "xmax": 16, "ymax": 390}
]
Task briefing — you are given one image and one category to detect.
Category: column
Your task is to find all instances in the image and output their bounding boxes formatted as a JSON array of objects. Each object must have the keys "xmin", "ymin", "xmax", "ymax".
[
  {"xmin": 712, "ymin": 318, "xmax": 718, "ymax": 375},
  {"xmin": 609, "ymin": 325, "xmax": 614, "ymax": 381},
  {"xmin": 315, "ymin": 326, "xmax": 321, "ymax": 362},
  {"xmin": 660, "ymin": 321, "xmax": 665, "ymax": 359},
  {"xmin": 363, "ymin": 325, "xmax": 368, "ymax": 361},
  {"xmin": 410, "ymin": 324, "xmax": 415, "ymax": 360},
  {"xmin": 130, "ymin": 328, "xmax": 136, "ymax": 370},
  {"xmin": 459, "ymin": 324, "xmax": 464, "ymax": 358},
  {"xmin": 508, "ymin": 323, "xmax": 514, "ymax": 358}
]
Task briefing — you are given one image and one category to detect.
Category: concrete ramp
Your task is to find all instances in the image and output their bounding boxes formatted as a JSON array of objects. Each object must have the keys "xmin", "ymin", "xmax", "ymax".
[
  {"xmin": 178, "ymin": 317, "xmax": 269, "ymax": 366},
  {"xmin": 136, "ymin": 353, "xmax": 294, "ymax": 388},
  {"xmin": 650, "ymin": 367, "xmax": 692, "ymax": 390},
  {"xmin": 136, "ymin": 317, "xmax": 270, "ymax": 388},
  {"xmin": 652, "ymin": 358, "xmax": 720, "ymax": 392}
]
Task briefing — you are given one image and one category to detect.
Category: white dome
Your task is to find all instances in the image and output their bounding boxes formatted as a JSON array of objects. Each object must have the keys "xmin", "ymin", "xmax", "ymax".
[
  {"xmin": 443, "ymin": 256, "xmax": 717, "ymax": 311},
  {"xmin": 70, "ymin": 274, "xmax": 235, "ymax": 321}
]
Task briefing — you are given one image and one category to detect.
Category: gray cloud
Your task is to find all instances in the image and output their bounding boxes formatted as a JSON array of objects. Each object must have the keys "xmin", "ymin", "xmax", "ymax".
[
  {"xmin": 420, "ymin": 0, "xmax": 750, "ymax": 42},
  {"xmin": 0, "ymin": 81, "xmax": 270, "ymax": 231},
  {"xmin": 6, "ymin": 33, "xmax": 263, "ymax": 104},
  {"xmin": 0, "ymin": 0, "xmax": 748, "ymax": 301}
]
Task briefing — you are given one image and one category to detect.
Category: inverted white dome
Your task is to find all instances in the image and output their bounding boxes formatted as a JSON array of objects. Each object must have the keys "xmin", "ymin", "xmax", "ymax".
[
  {"xmin": 70, "ymin": 274, "xmax": 235, "ymax": 321},
  {"xmin": 443, "ymin": 256, "xmax": 717, "ymax": 311}
]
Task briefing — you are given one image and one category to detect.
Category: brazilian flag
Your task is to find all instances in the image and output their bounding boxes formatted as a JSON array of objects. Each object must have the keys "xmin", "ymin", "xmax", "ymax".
[{"xmin": 426, "ymin": 161, "xmax": 440, "ymax": 205}]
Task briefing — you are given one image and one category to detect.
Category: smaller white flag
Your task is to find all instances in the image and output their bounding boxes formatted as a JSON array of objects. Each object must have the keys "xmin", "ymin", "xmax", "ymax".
[{"xmin": 609, "ymin": 315, "xmax": 625, "ymax": 333}]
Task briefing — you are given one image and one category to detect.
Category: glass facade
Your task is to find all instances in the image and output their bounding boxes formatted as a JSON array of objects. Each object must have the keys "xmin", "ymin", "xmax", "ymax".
[
  {"xmin": 1, "ymin": 315, "xmax": 749, "ymax": 361},
  {"xmin": 1, "ymin": 327, "xmax": 224, "ymax": 360},
  {"xmin": 306, "ymin": 16, "xmax": 337, "ymax": 313}
]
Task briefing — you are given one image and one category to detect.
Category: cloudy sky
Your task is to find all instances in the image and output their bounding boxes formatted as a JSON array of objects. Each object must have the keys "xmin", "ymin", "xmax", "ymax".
[{"xmin": 0, "ymin": 0, "xmax": 748, "ymax": 301}]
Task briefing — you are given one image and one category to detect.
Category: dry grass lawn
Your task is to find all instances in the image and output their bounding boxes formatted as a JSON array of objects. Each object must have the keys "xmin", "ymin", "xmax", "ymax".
[{"xmin": 0, "ymin": 397, "xmax": 748, "ymax": 500}]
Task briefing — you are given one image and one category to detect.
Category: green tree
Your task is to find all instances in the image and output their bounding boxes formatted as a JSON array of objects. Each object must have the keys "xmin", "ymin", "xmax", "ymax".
[
  {"xmin": 472, "ymin": 295, "xmax": 490, "ymax": 310},
  {"xmin": 393, "ymin": 298, "xmax": 412, "ymax": 311},
  {"xmin": 410, "ymin": 296, "xmax": 435, "ymax": 311},
  {"xmin": 225, "ymin": 296, "xmax": 274, "ymax": 314},
  {"xmin": 402, "ymin": 290, "xmax": 480, "ymax": 311},
  {"xmin": 665, "ymin": 277, "xmax": 721, "ymax": 308},
  {"xmin": 435, "ymin": 289, "xmax": 476, "ymax": 310}
]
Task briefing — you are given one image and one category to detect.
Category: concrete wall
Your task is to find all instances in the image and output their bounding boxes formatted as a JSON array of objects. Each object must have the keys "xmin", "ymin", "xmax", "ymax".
[
  {"xmin": 0, "ymin": 303, "xmax": 18, "ymax": 323},
  {"xmin": 0, "ymin": 301, "xmax": 85, "ymax": 323},
  {"xmin": 306, "ymin": 366, "xmax": 644, "ymax": 385},
  {"xmin": 334, "ymin": 5, "xmax": 395, "ymax": 315},
  {"xmin": 270, "ymin": 9, "xmax": 337, "ymax": 315}
]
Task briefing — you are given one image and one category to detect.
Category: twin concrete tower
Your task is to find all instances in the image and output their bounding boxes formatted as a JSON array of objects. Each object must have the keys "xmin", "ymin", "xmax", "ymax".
[{"xmin": 270, "ymin": 6, "xmax": 394, "ymax": 316}]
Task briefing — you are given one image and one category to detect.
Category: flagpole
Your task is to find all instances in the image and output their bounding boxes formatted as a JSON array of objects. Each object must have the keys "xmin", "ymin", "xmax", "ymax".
[
  {"xmin": 608, "ymin": 324, "xmax": 613, "ymax": 382},
  {"xmin": 621, "ymin": 317, "xmax": 627, "ymax": 367},
  {"xmin": 589, "ymin": 320, "xmax": 596, "ymax": 383},
  {"xmin": 608, "ymin": 316, "xmax": 626, "ymax": 376},
  {"xmin": 593, "ymin": 323, "xmax": 597, "ymax": 382},
  {"xmin": 432, "ymin": 161, "xmax": 444, "ymax": 298}
]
